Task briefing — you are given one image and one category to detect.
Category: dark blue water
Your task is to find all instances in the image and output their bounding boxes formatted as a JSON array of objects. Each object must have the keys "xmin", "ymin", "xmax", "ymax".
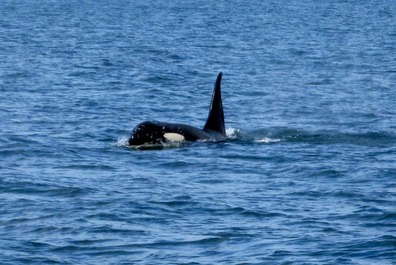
[{"xmin": 1, "ymin": 1, "xmax": 395, "ymax": 264}]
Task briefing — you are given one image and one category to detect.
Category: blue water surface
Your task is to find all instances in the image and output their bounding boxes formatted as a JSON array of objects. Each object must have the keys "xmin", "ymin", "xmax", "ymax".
[{"xmin": 1, "ymin": 1, "xmax": 395, "ymax": 264}]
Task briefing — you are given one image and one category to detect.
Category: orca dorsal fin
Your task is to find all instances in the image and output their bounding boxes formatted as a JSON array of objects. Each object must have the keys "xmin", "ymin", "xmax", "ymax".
[{"xmin": 203, "ymin": 72, "xmax": 225, "ymax": 137}]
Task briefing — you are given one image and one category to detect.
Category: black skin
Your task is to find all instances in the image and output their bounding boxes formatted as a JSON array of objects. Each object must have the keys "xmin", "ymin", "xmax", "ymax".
[{"xmin": 128, "ymin": 121, "xmax": 225, "ymax": 146}]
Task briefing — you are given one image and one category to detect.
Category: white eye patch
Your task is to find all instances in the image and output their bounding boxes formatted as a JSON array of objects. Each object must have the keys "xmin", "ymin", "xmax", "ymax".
[{"xmin": 163, "ymin": 133, "xmax": 185, "ymax": 142}]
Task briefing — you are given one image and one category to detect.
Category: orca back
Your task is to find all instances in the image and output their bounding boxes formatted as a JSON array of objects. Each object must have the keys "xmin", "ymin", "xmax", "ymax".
[{"xmin": 203, "ymin": 72, "xmax": 226, "ymax": 138}]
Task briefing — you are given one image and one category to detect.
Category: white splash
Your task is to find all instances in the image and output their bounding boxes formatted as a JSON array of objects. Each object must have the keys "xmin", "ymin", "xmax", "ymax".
[
  {"xmin": 254, "ymin": 137, "xmax": 281, "ymax": 143},
  {"xmin": 226, "ymin": 127, "xmax": 244, "ymax": 139},
  {"xmin": 115, "ymin": 136, "xmax": 129, "ymax": 147}
]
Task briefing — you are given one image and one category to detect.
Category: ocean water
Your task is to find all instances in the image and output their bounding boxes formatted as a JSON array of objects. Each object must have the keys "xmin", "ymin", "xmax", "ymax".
[{"xmin": 1, "ymin": 0, "xmax": 395, "ymax": 264}]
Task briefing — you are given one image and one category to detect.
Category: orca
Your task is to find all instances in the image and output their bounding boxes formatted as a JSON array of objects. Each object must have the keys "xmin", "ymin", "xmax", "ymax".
[{"xmin": 128, "ymin": 72, "xmax": 226, "ymax": 149}]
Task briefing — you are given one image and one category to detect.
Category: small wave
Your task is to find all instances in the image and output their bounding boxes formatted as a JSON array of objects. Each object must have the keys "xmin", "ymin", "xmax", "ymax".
[
  {"xmin": 148, "ymin": 235, "xmax": 228, "ymax": 247},
  {"xmin": 286, "ymin": 130, "xmax": 396, "ymax": 146},
  {"xmin": 246, "ymin": 128, "xmax": 395, "ymax": 146},
  {"xmin": 1, "ymin": 179, "xmax": 90, "ymax": 198}
]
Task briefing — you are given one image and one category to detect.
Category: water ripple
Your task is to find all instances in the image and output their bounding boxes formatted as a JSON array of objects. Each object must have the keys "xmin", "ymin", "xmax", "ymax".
[{"xmin": 1, "ymin": 0, "xmax": 395, "ymax": 264}]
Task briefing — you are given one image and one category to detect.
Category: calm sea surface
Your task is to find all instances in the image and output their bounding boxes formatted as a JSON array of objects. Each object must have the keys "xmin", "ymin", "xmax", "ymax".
[{"xmin": 1, "ymin": 1, "xmax": 395, "ymax": 264}]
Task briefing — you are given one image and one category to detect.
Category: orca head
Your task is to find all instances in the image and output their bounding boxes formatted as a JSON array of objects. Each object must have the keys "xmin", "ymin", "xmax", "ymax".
[
  {"xmin": 203, "ymin": 72, "xmax": 226, "ymax": 139},
  {"xmin": 128, "ymin": 121, "xmax": 166, "ymax": 146}
]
